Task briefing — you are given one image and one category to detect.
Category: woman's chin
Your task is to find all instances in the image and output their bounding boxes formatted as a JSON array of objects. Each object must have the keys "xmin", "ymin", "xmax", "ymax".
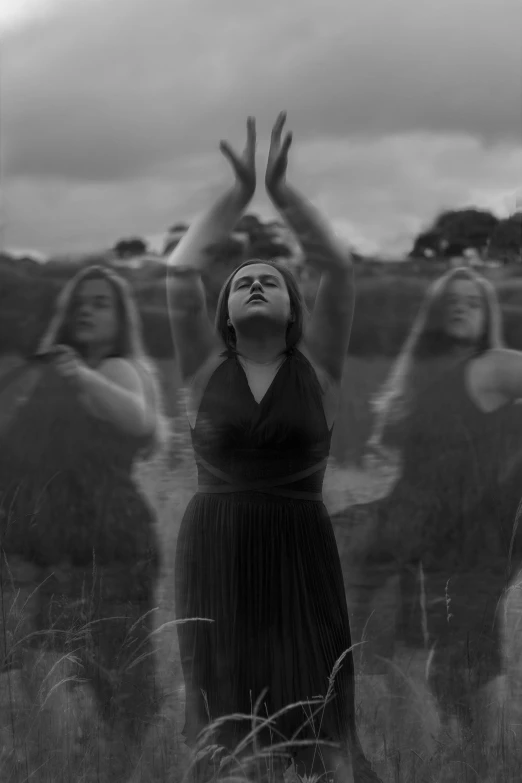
[
  {"xmin": 235, "ymin": 314, "xmax": 286, "ymax": 337},
  {"xmin": 74, "ymin": 331, "xmax": 93, "ymax": 346},
  {"xmin": 446, "ymin": 327, "xmax": 474, "ymax": 343}
]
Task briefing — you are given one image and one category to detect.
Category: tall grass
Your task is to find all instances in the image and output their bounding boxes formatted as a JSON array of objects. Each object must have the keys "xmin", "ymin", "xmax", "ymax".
[
  {"xmin": 3, "ymin": 448, "xmax": 522, "ymax": 782},
  {"xmin": 2, "ymin": 359, "xmax": 522, "ymax": 781}
]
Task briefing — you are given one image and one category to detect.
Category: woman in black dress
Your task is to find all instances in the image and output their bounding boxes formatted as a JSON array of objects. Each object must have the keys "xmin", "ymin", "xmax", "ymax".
[
  {"xmin": 0, "ymin": 265, "xmax": 167, "ymax": 780},
  {"xmin": 344, "ymin": 266, "xmax": 522, "ymax": 735},
  {"xmin": 168, "ymin": 114, "xmax": 379, "ymax": 782}
]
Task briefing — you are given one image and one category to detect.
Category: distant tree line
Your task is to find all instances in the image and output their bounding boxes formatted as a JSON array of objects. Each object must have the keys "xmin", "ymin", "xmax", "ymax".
[
  {"xmin": 1, "ymin": 205, "xmax": 520, "ymax": 360},
  {"xmin": 5, "ymin": 206, "xmax": 518, "ymax": 272},
  {"xmin": 409, "ymin": 208, "xmax": 521, "ymax": 263},
  {"xmin": 111, "ymin": 207, "xmax": 521, "ymax": 266},
  {"xmin": 111, "ymin": 214, "xmax": 296, "ymax": 263}
]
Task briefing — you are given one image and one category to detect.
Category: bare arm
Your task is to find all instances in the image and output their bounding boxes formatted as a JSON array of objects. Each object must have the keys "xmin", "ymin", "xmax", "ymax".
[
  {"xmin": 167, "ymin": 184, "xmax": 252, "ymax": 381},
  {"xmin": 167, "ymin": 118, "xmax": 257, "ymax": 384},
  {"xmin": 271, "ymin": 183, "xmax": 354, "ymax": 382},
  {"xmin": 265, "ymin": 113, "xmax": 354, "ymax": 383},
  {"xmin": 481, "ymin": 348, "xmax": 522, "ymax": 403},
  {"xmin": 79, "ymin": 358, "xmax": 156, "ymax": 437},
  {"xmin": 52, "ymin": 348, "xmax": 157, "ymax": 438}
]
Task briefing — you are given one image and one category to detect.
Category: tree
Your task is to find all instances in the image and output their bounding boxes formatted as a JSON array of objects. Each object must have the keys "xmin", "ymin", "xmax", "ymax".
[
  {"xmin": 0, "ymin": 252, "xmax": 16, "ymax": 268},
  {"xmin": 169, "ymin": 222, "xmax": 189, "ymax": 233},
  {"xmin": 235, "ymin": 213, "xmax": 294, "ymax": 261},
  {"xmin": 113, "ymin": 237, "xmax": 148, "ymax": 259},
  {"xmin": 487, "ymin": 213, "xmax": 522, "ymax": 264},
  {"xmin": 410, "ymin": 208, "xmax": 499, "ymax": 259},
  {"xmin": 163, "ymin": 212, "xmax": 295, "ymax": 263},
  {"xmin": 248, "ymin": 237, "xmax": 293, "ymax": 261},
  {"xmin": 235, "ymin": 213, "xmax": 265, "ymax": 238}
]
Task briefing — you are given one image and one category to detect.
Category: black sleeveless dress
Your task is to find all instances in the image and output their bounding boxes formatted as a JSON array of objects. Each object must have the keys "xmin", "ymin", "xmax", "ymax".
[
  {"xmin": 175, "ymin": 347, "xmax": 375, "ymax": 773},
  {"xmin": 349, "ymin": 357, "xmax": 522, "ymax": 714},
  {"xmin": 0, "ymin": 364, "xmax": 160, "ymax": 746}
]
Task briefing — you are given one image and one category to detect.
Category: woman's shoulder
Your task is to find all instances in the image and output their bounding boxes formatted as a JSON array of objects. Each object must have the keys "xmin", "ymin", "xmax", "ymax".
[
  {"xmin": 98, "ymin": 357, "xmax": 143, "ymax": 385},
  {"xmin": 99, "ymin": 357, "xmax": 161, "ymax": 402},
  {"xmin": 466, "ymin": 349, "xmax": 514, "ymax": 413}
]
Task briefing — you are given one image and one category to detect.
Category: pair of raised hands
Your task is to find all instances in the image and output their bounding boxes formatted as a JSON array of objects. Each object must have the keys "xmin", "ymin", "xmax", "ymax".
[{"xmin": 219, "ymin": 111, "xmax": 292, "ymax": 201}]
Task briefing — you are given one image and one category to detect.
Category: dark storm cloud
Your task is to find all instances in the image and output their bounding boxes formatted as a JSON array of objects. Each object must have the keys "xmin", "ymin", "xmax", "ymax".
[{"xmin": 3, "ymin": 0, "xmax": 520, "ymax": 183}]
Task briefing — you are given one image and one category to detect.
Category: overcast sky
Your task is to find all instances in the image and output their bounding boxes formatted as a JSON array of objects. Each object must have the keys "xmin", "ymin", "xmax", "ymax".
[{"xmin": 1, "ymin": 0, "xmax": 521, "ymax": 257}]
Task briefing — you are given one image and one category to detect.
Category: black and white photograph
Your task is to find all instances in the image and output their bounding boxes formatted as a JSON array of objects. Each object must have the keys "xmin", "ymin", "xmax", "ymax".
[{"xmin": 1, "ymin": 1, "xmax": 521, "ymax": 781}]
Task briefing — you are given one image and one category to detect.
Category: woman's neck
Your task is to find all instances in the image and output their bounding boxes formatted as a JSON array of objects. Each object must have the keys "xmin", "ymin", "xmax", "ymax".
[
  {"xmin": 80, "ymin": 344, "xmax": 113, "ymax": 368},
  {"xmin": 447, "ymin": 340, "xmax": 479, "ymax": 361},
  {"xmin": 422, "ymin": 332, "xmax": 479, "ymax": 361},
  {"xmin": 233, "ymin": 336, "xmax": 288, "ymax": 365}
]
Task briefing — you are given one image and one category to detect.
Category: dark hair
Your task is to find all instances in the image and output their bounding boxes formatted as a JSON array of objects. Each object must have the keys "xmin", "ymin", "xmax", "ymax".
[
  {"xmin": 370, "ymin": 266, "xmax": 504, "ymax": 442},
  {"xmin": 214, "ymin": 258, "xmax": 307, "ymax": 352}
]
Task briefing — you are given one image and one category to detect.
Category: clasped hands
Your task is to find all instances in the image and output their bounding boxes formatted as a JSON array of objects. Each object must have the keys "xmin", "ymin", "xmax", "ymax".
[
  {"xmin": 43, "ymin": 344, "xmax": 88, "ymax": 386},
  {"xmin": 220, "ymin": 111, "xmax": 292, "ymax": 204}
]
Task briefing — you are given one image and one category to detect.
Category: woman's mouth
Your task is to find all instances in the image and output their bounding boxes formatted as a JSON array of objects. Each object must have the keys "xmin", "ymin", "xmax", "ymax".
[{"xmin": 247, "ymin": 294, "xmax": 267, "ymax": 304}]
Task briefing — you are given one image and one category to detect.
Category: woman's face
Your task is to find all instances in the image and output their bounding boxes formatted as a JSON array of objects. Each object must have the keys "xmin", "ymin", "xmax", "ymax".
[
  {"xmin": 72, "ymin": 277, "xmax": 119, "ymax": 355},
  {"xmin": 227, "ymin": 263, "xmax": 292, "ymax": 336},
  {"xmin": 442, "ymin": 278, "xmax": 486, "ymax": 344}
]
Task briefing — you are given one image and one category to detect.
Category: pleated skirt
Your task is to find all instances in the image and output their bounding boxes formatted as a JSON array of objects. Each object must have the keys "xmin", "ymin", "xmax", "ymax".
[{"xmin": 174, "ymin": 490, "xmax": 357, "ymax": 754}]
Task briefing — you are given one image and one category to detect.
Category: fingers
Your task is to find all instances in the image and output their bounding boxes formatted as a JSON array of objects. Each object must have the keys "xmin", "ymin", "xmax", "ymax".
[
  {"xmin": 53, "ymin": 344, "xmax": 76, "ymax": 358},
  {"xmin": 222, "ymin": 113, "xmax": 286, "ymax": 159},
  {"xmin": 54, "ymin": 354, "xmax": 74, "ymax": 367},
  {"xmin": 271, "ymin": 111, "xmax": 287, "ymax": 142},
  {"xmin": 281, "ymin": 131, "xmax": 293, "ymax": 156},
  {"xmin": 246, "ymin": 116, "xmax": 256, "ymax": 150},
  {"xmin": 219, "ymin": 140, "xmax": 240, "ymax": 168},
  {"xmin": 220, "ymin": 116, "xmax": 256, "ymax": 164},
  {"xmin": 54, "ymin": 357, "xmax": 79, "ymax": 379},
  {"xmin": 52, "ymin": 345, "xmax": 79, "ymax": 372}
]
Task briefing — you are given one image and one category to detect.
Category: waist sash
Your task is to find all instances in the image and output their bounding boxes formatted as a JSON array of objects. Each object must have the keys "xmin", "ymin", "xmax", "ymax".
[{"xmin": 195, "ymin": 453, "xmax": 328, "ymax": 502}]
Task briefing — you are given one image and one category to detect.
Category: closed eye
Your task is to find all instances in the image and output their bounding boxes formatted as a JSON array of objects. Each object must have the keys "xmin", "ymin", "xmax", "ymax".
[{"xmin": 233, "ymin": 274, "xmax": 281, "ymax": 291}]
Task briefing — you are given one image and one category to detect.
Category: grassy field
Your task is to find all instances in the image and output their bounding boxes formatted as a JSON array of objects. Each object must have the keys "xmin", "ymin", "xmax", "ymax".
[
  {"xmin": 136, "ymin": 441, "xmax": 522, "ymax": 783},
  {"xmin": 2, "ymin": 355, "xmax": 522, "ymax": 781}
]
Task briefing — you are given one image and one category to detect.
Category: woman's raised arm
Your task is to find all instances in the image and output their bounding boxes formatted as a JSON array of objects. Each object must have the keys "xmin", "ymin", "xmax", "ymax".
[
  {"xmin": 265, "ymin": 112, "xmax": 354, "ymax": 385},
  {"xmin": 167, "ymin": 118, "xmax": 256, "ymax": 383}
]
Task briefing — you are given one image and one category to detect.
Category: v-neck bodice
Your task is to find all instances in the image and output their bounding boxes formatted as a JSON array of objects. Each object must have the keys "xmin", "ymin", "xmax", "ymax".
[
  {"xmin": 236, "ymin": 353, "xmax": 288, "ymax": 406},
  {"xmin": 190, "ymin": 348, "xmax": 332, "ymax": 493}
]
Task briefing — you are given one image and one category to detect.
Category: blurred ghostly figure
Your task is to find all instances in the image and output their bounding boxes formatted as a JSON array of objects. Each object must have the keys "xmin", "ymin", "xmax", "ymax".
[
  {"xmin": 0, "ymin": 265, "xmax": 167, "ymax": 780},
  {"xmin": 337, "ymin": 267, "xmax": 522, "ymax": 738}
]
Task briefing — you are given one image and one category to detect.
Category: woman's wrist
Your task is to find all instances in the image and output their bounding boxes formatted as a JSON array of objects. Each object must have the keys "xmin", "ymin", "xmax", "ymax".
[
  {"xmin": 230, "ymin": 180, "xmax": 255, "ymax": 209},
  {"xmin": 266, "ymin": 180, "xmax": 289, "ymax": 209},
  {"xmin": 76, "ymin": 363, "xmax": 96, "ymax": 394}
]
